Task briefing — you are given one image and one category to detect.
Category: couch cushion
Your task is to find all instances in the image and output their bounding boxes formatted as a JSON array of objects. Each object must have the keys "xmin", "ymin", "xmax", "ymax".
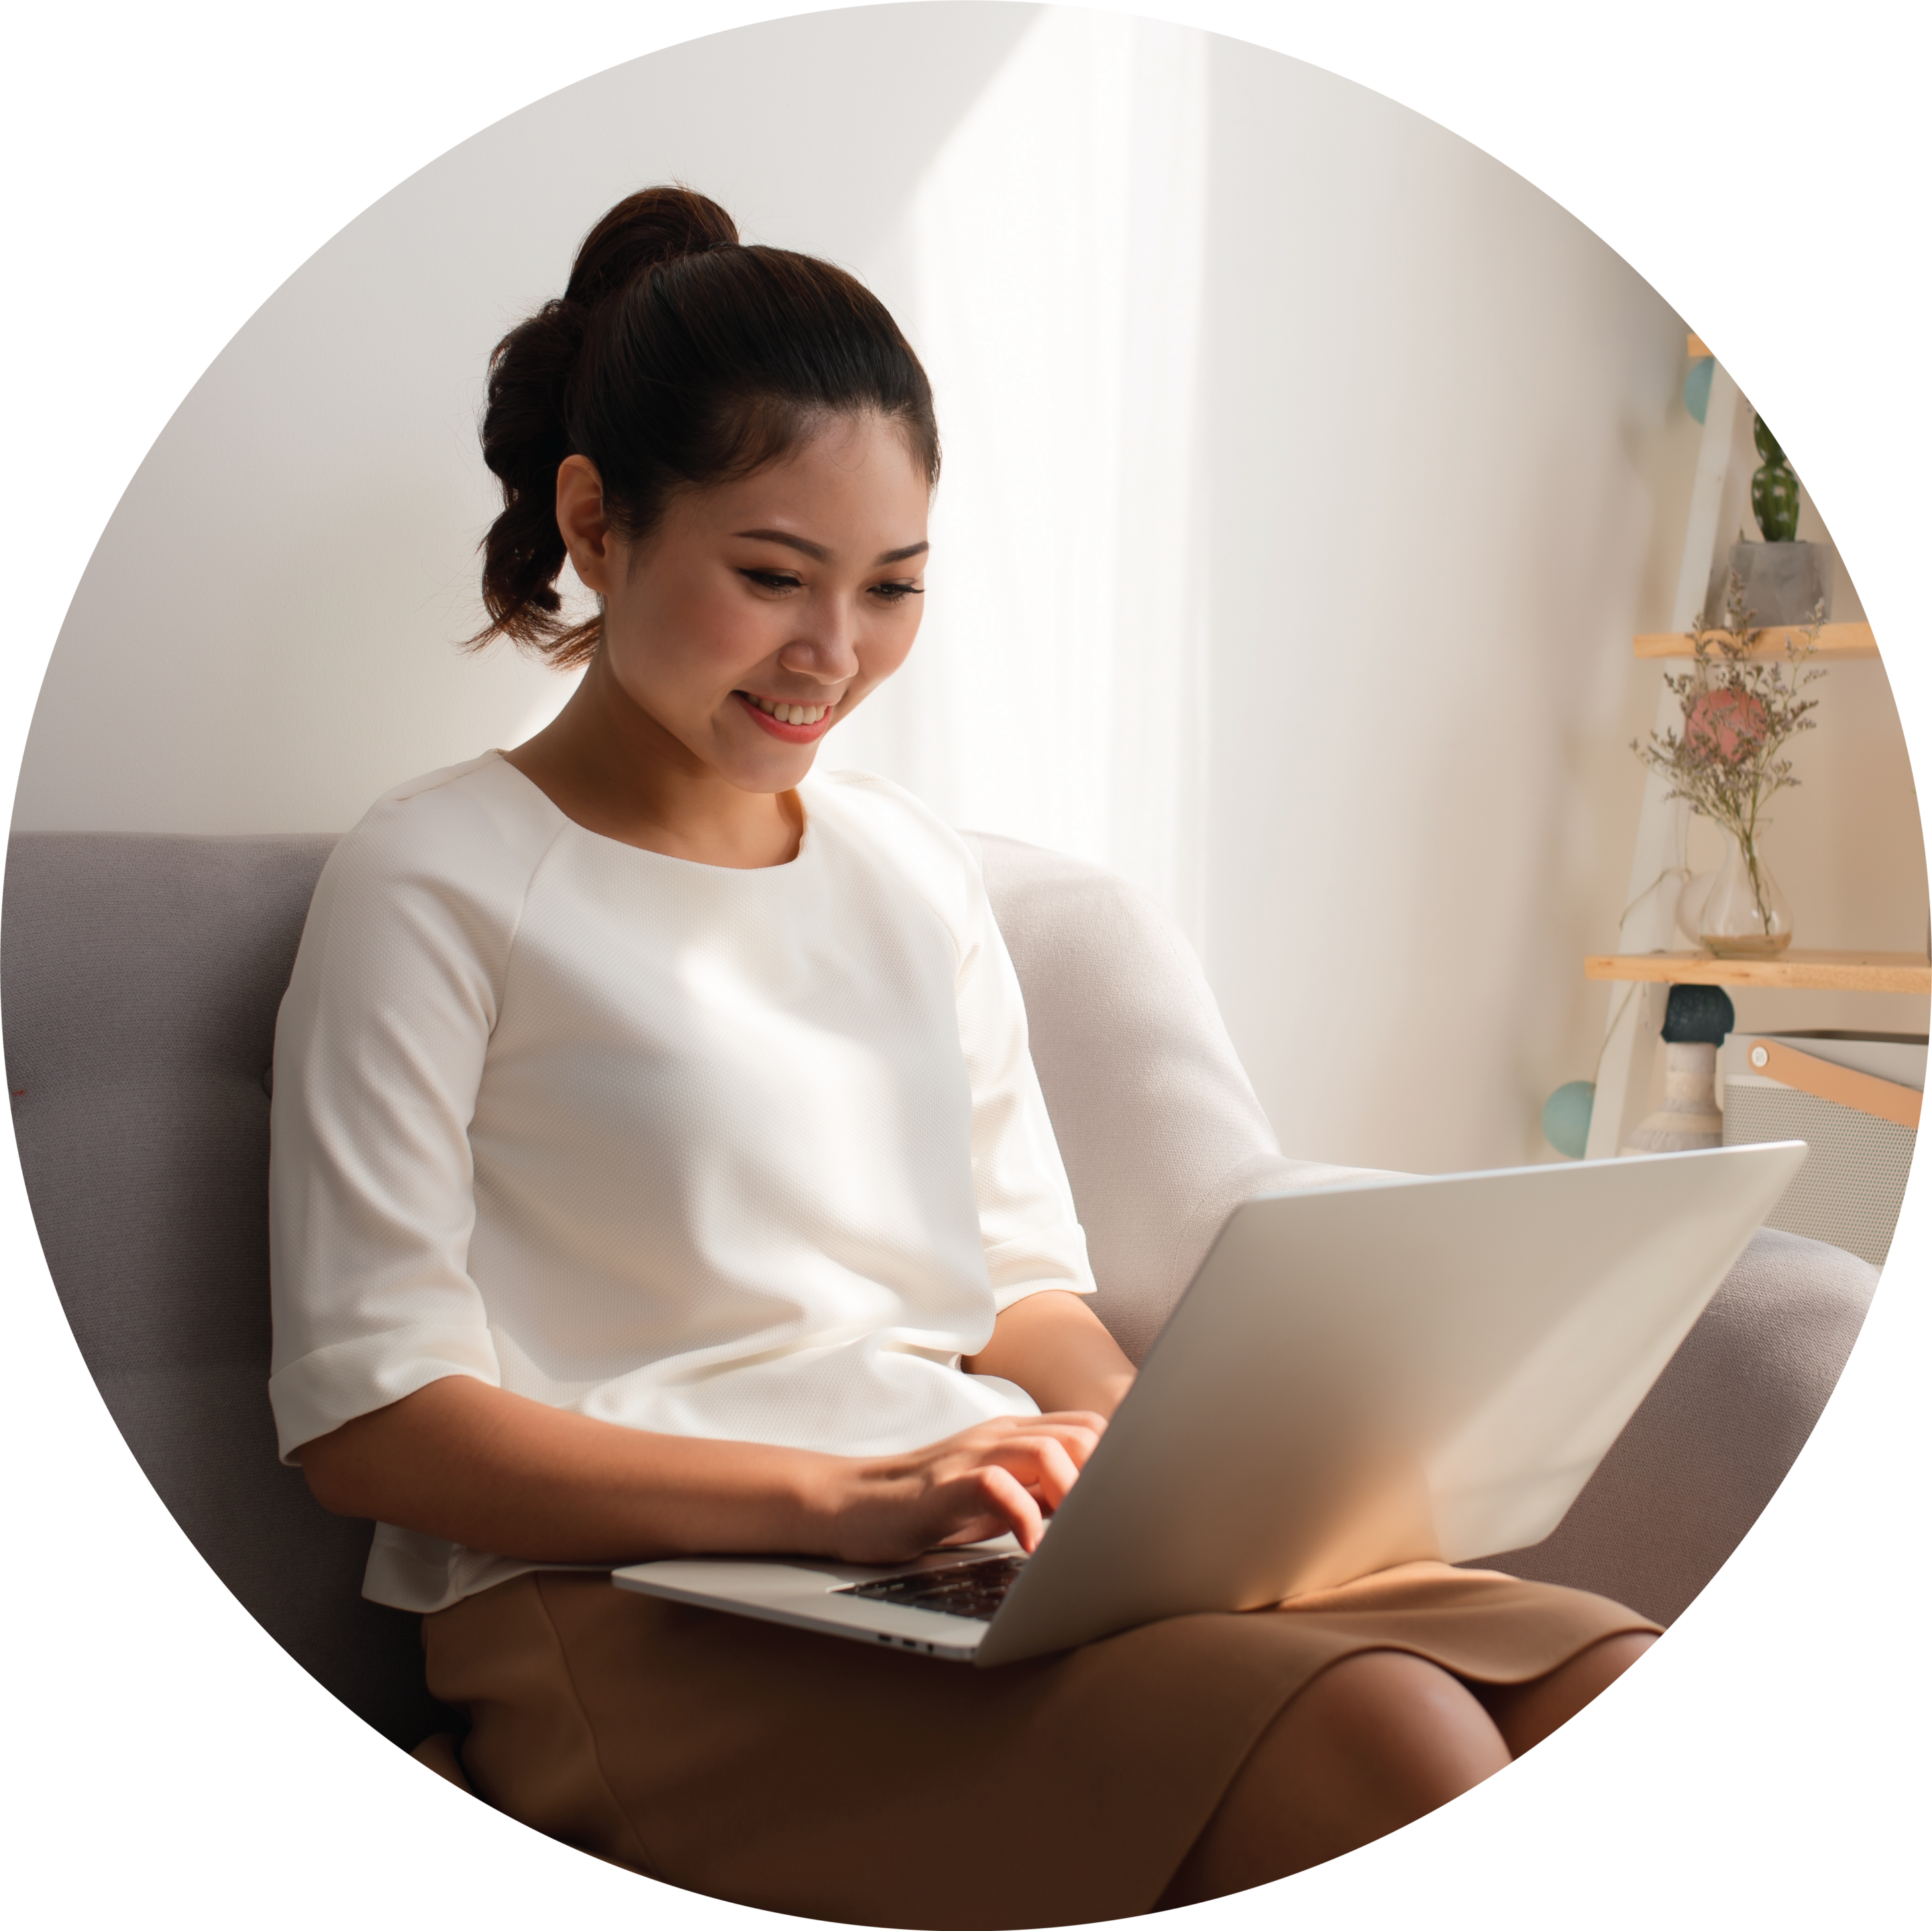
[
  {"xmin": 3, "ymin": 831, "xmax": 447, "ymax": 1748},
  {"xmin": 963, "ymin": 831, "xmax": 1379, "ymax": 1362}
]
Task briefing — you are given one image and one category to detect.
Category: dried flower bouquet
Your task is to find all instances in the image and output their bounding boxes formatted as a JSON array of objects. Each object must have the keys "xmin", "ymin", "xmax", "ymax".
[{"xmin": 1631, "ymin": 572, "xmax": 1825, "ymax": 951}]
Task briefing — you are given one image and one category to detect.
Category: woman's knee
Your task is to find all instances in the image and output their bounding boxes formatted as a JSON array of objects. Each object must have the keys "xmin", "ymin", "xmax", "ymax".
[
  {"xmin": 1287, "ymin": 1649, "xmax": 1512, "ymax": 1807},
  {"xmin": 1476, "ymin": 1629, "xmax": 1658, "ymax": 1756},
  {"xmin": 1160, "ymin": 1652, "xmax": 1509, "ymax": 1906}
]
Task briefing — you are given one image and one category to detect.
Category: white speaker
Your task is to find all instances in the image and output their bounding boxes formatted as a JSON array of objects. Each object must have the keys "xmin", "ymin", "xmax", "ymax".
[{"xmin": 1721, "ymin": 1030, "xmax": 1925, "ymax": 1268}]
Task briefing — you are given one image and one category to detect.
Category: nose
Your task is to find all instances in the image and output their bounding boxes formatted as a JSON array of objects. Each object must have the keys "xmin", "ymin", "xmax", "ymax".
[{"xmin": 775, "ymin": 600, "xmax": 861, "ymax": 686}]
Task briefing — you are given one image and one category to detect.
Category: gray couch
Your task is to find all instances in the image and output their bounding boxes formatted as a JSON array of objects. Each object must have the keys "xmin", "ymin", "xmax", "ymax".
[{"xmin": 2, "ymin": 830, "xmax": 1879, "ymax": 1753}]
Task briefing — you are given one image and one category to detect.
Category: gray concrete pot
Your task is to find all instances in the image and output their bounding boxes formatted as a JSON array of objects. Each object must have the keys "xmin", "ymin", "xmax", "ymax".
[{"xmin": 1705, "ymin": 540, "xmax": 1835, "ymax": 628}]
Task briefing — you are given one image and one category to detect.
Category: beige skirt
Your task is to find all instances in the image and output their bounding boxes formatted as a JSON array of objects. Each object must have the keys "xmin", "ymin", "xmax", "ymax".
[{"xmin": 424, "ymin": 1563, "xmax": 1657, "ymax": 1929}]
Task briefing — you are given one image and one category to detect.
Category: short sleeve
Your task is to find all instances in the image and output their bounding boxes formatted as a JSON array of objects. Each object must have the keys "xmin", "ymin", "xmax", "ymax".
[
  {"xmin": 266, "ymin": 759, "xmax": 562, "ymax": 1460},
  {"xmin": 953, "ymin": 853, "xmax": 1098, "ymax": 1312}
]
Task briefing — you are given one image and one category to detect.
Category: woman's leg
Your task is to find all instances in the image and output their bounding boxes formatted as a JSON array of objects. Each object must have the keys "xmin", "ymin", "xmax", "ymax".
[
  {"xmin": 1159, "ymin": 1631, "xmax": 1659, "ymax": 1907},
  {"xmin": 1470, "ymin": 1630, "xmax": 1657, "ymax": 1755},
  {"xmin": 1158, "ymin": 1650, "xmax": 1510, "ymax": 1906}
]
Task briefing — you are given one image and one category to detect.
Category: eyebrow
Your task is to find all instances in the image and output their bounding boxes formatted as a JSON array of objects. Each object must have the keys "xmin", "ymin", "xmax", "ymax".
[{"xmin": 734, "ymin": 529, "xmax": 928, "ymax": 567}]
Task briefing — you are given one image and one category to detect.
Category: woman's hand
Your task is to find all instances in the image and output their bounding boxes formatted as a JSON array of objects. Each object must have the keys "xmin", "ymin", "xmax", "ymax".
[{"xmin": 817, "ymin": 1411, "xmax": 1109, "ymax": 1565}]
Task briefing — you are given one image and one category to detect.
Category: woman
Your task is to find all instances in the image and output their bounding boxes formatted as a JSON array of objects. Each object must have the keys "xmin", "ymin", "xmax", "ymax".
[{"xmin": 270, "ymin": 187, "xmax": 1656, "ymax": 1926}]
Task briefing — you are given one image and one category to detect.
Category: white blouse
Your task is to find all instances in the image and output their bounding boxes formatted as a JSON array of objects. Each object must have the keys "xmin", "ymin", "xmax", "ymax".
[{"xmin": 267, "ymin": 752, "xmax": 1095, "ymax": 1612}]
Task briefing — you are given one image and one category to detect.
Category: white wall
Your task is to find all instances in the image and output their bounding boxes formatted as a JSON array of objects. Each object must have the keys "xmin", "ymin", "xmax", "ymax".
[
  {"xmin": 12, "ymin": 3, "xmax": 1036, "ymax": 836},
  {"xmin": 834, "ymin": 7, "xmax": 1213, "ymax": 932},
  {"xmin": 1178, "ymin": 33, "xmax": 1926, "ymax": 1171},
  {"xmin": 16, "ymin": 3, "xmax": 1924, "ymax": 1176}
]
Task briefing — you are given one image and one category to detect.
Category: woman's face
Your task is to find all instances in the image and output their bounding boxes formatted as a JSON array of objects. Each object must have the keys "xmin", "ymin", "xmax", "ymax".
[{"xmin": 560, "ymin": 413, "xmax": 930, "ymax": 795}]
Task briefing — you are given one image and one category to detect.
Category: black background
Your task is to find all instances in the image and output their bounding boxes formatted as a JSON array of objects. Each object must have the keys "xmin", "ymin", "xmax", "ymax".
[{"xmin": 11, "ymin": 7, "xmax": 1900, "ymax": 1915}]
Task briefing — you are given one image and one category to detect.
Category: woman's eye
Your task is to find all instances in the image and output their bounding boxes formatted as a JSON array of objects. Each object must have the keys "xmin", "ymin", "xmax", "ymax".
[
  {"xmin": 740, "ymin": 569, "xmax": 803, "ymax": 593},
  {"xmin": 870, "ymin": 580, "xmax": 924, "ymax": 604}
]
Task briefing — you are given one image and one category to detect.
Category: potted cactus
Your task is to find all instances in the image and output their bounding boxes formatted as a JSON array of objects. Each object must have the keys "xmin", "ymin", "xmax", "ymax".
[{"xmin": 1707, "ymin": 412, "xmax": 1835, "ymax": 627}]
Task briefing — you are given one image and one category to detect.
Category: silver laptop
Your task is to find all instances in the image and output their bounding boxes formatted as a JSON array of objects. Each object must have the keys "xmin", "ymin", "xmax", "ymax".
[{"xmin": 613, "ymin": 1142, "xmax": 1806, "ymax": 1666}]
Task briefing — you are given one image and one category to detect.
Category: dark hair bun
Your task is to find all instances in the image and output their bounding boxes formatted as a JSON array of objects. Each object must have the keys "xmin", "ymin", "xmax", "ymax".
[
  {"xmin": 471, "ymin": 186, "xmax": 935, "ymax": 667},
  {"xmin": 564, "ymin": 187, "xmax": 739, "ymax": 309}
]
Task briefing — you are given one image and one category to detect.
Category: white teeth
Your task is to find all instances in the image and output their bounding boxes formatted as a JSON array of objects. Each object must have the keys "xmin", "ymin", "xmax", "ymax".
[{"xmin": 750, "ymin": 696, "xmax": 828, "ymax": 725}]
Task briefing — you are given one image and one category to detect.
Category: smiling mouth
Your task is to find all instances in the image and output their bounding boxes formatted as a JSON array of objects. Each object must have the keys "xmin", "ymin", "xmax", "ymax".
[
  {"xmin": 734, "ymin": 690, "xmax": 840, "ymax": 741},
  {"xmin": 742, "ymin": 693, "xmax": 833, "ymax": 726}
]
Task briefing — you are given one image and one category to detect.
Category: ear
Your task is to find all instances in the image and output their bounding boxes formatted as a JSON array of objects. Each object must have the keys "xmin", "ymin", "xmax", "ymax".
[{"xmin": 555, "ymin": 455, "xmax": 616, "ymax": 595}]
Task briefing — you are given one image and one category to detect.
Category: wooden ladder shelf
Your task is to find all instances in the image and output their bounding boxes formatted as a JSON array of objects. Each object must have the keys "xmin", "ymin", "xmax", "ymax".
[{"xmin": 1580, "ymin": 346, "xmax": 1923, "ymax": 1158}]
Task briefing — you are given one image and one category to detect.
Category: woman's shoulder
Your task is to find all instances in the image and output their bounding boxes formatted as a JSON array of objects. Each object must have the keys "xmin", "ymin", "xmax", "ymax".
[
  {"xmin": 807, "ymin": 765, "xmax": 956, "ymax": 836},
  {"xmin": 335, "ymin": 751, "xmax": 559, "ymax": 869},
  {"xmin": 308, "ymin": 751, "xmax": 568, "ymax": 945},
  {"xmin": 806, "ymin": 769, "xmax": 979, "ymax": 881},
  {"xmin": 804, "ymin": 768, "xmax": 989, "ymax": 948}
]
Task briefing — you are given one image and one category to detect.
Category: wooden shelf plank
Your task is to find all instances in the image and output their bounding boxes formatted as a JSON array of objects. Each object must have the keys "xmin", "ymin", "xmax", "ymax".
[
  {"xmin": 1633, "ymin": 622, "xmax": 1877, "ymax": 660},
  {"xmin": 1585, "ymin": 949, "xmax": 1932, "ymax": 994}
]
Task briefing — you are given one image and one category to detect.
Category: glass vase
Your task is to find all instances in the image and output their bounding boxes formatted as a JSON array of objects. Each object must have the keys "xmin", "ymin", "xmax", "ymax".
[{"xmin": 1697, "ymin": 832, "xmax": 1792, "ymax": 957}]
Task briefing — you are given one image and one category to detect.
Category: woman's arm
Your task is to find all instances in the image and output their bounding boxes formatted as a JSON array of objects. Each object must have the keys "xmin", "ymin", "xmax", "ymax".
[
  {"xmin": 296, "ymin": 1375, "xmax": 1107, "ymax": 1566},
  {"xmin": 963, "ymin": 1289, "xmax": 1136, "ymax": 1418}
]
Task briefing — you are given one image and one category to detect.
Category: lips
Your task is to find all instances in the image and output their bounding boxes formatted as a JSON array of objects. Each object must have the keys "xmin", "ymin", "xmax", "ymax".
[{"xmin": 735, "ymin": 690, "xmax": 837, "ymax": 743}]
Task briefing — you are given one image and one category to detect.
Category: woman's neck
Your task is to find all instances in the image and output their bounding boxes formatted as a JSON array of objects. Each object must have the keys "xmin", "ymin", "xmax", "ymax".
[{"xmin": 502, "ymin": 655, "xmax": 804, "ymax": 869}]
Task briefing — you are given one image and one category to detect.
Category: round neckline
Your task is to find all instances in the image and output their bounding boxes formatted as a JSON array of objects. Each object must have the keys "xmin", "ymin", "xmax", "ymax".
[{"xmin": 486, "ymin": 749, "xmax": 816, "ymax": 875}]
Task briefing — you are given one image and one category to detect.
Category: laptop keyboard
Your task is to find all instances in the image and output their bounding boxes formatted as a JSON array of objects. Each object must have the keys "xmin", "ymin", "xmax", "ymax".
[{"xmin": 835, "ymin": 1553, "xmax": 1028, "ymax": 1622}]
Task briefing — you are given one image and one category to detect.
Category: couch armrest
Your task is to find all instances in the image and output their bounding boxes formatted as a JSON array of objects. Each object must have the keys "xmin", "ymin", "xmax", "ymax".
[{"xmin": 1465, "ymin": 1226, "xmax": 1878, "ymax": 1624}]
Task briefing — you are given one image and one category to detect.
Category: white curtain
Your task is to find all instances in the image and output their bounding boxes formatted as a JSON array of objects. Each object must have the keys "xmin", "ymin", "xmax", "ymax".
[{"xmin": 836, "ymin": 7, "xmax": 1211, "ymax": 938}]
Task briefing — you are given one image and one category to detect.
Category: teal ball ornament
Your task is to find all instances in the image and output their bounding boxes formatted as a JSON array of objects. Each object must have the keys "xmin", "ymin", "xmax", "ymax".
[
  {"xmin": 1683, "ymin": 355, "xmax": 1714, "ymax": 424},
  {"xmin": 1542, "ymin": 1081, "xmax": 1595, "ymax": 1160}
]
